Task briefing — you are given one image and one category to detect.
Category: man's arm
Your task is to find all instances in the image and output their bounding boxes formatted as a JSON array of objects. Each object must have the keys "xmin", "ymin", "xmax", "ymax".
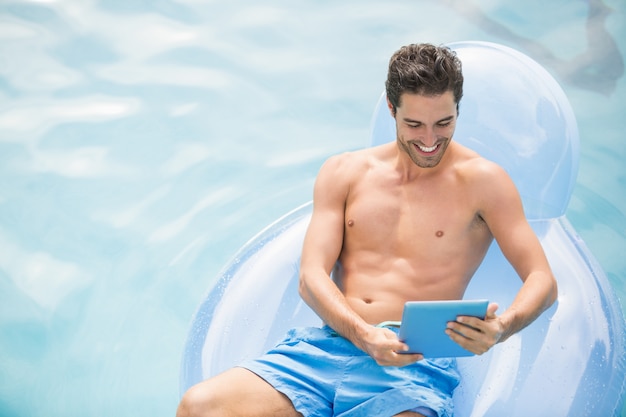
[
  {"xmin": 298, "ymin": 154, "xmax": 422, "ymax": 365},
  {"xmin": 447, "ymin": 161, "xmax": 558, "ymax": 354}
]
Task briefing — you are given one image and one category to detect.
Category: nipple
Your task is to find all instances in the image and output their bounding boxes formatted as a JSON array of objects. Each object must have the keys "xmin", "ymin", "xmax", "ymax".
[
  {"xmin": 436, "ymin": 230, "xmax": 444, "ymax": 237},
  {"xmin": 347, "ymin": 219, "xmax": 355, "ymax": 227}
]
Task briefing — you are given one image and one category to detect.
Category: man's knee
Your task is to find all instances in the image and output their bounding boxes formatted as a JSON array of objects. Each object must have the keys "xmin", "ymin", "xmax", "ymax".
[{"xmin": 176, "ymin": 383, "xmax": 218, "ymax": 417}]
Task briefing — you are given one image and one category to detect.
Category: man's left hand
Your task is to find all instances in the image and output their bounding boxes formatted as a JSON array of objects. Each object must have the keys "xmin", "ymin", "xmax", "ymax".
[{"xmin": 445, "ymin": 302, "xmax": 503, "ymax": 355}]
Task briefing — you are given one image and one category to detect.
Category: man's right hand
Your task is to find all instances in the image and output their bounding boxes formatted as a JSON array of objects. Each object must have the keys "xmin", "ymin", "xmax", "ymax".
[{"xmin": 358, "ymin": 326, "xmax": 424, "ymax": 367}]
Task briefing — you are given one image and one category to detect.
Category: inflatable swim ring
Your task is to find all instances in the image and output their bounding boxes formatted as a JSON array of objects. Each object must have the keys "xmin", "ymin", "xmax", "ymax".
[{"xmin": 180, "ymin": 41, "xmax": 626, "ymax": 416}]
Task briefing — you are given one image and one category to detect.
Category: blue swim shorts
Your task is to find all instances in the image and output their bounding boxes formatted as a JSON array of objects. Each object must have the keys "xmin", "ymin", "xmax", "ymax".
[{"xmin": 240, "ymin": 326, "xmax": 461, "ymax": 417}]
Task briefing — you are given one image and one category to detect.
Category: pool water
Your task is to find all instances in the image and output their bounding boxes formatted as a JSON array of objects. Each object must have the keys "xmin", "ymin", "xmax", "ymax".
[{"xmin": 0, "ymin": 1, "xmax": 624, "ymax": 416}]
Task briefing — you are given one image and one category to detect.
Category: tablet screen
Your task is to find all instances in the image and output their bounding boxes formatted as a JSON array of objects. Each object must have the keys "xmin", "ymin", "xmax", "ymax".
[{"xmin": 398, "ymin": 299, "xmax": 489, "ymax": 358}]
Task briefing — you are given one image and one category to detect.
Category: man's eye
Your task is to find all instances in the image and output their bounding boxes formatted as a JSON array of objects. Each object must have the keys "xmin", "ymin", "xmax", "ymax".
[{"xmin": 437, "ymin": 122, "xmax": 451, "ymax": 127}]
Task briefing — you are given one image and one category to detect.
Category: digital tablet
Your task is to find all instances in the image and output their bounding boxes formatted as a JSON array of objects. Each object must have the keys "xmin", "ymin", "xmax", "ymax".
[{"xmin": 397, "ymin": 299, "xmax": 489, "ymax": 358}]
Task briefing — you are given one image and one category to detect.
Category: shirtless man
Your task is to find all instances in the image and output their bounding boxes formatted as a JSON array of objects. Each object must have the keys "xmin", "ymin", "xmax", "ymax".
[{"xmin": 177, "ymin": 43, "xmax": 558, "ymax": 417}]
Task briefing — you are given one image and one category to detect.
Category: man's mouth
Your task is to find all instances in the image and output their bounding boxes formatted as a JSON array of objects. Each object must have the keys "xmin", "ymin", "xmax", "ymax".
[{"xmin": 415, "ymin": 143, "xmax": 439, "ymax": 154}]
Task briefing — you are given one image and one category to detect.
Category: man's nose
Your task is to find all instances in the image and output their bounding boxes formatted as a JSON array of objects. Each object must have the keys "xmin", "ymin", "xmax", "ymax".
[{"xmin": 422, "ymin": 127, "xmax": 437, "ymax": 146}]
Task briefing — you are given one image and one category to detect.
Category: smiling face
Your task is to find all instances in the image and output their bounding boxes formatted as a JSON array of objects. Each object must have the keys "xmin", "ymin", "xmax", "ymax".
[{"xmin": 391, "ymin": 91, "xmax": 458, "ymax": 169}]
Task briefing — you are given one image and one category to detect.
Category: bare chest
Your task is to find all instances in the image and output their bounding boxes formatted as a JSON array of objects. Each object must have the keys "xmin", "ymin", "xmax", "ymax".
[{"xmin": 344, "ymin": 175, "xmax": 490, "ymax": 258}]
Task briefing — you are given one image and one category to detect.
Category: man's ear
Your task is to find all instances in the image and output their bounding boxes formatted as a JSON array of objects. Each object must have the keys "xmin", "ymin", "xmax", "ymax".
[{"xmin": 387, "ymin": 97, "xmax": 396, "ymax": 117}]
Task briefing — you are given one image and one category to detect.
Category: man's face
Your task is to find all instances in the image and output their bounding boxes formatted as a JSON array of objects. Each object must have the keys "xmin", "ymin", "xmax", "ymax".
[{"xmin": 390, "ymin": 91, "xmax": 457, "ymax": 168}]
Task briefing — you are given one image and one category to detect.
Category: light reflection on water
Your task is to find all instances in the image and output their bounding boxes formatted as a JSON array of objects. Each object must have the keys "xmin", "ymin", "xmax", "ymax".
[{"xmin": 0, "ymin": 1, "xmax": 624, "ymax": 416}]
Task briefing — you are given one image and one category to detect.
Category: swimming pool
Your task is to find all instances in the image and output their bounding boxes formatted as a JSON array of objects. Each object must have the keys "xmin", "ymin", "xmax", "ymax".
[{"xmin": 0, "ymin": 1, "xmax": 623, "ymax": 416}]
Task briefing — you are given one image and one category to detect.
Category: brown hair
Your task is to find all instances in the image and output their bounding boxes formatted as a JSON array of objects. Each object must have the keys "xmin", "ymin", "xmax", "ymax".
[{"xmin": 385, "ymin": 43, "xmax": 463, "ymax": 115}]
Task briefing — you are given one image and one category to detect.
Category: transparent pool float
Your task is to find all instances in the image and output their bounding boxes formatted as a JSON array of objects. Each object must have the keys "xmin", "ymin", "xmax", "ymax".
[{"xmin": 180, "ymin": 42, "xmax": 626, "ymax": 416}]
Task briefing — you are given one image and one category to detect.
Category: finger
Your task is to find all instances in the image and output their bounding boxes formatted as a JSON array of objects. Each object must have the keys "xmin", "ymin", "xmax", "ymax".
[
  {"xmin": 452, "ymin": 316, "xmax": 483, "ymax": 333},
  {"xmin": 446, "ymin": 328, "xmax": 484, "ymax": 355},
  {"xmin": 446, "ymin": 327, "xmax": 470, "ymax": 348},
  {"xmin": 486, "ymin": 302, "xmax": 499, "ymax": 319},
  {"xmin": 456, "ymin": 302, "xmax": 499, "ymax": 326},
  {"xmin": 398, "ymin": 353, "xmax": 424, "ymax": 364},
  {"xmin": 447, "ymin": 320, "xmax": 481, "ymax": 340},
  {"xmin": 395, "ymin": 341, "xmax": 410, "ymax": 352},
  {"xmin": 390, "ymin": 352, "xmax": 424, "ymax": 366},
  {"xmin": 379, "ymin": 328, "xmax": 412, "ymax": 352},
  {"xmin": 373, "ymin": 347, "xmax": 422, "ymax": 366}
]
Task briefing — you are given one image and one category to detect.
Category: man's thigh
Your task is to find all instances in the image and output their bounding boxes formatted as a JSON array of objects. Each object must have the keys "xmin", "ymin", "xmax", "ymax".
[{"xmin": 178, "ymin": 367, "xmax": 302, "ymax": 417}]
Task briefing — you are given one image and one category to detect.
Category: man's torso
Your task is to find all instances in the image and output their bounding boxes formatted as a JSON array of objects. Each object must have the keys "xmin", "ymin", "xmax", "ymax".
[{"xmin": 334, "ymin": 142, "xmax": 495, "ymax": 324}]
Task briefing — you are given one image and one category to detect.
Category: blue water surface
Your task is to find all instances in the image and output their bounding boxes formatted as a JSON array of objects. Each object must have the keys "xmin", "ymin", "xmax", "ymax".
[{"xmin": 0, "ymin": 1, "xmax": 624, "ymax": 416}]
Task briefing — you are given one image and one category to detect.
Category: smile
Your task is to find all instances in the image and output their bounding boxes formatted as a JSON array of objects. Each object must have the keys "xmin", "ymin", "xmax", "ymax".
[{"xmin": 415, "ymin": 143, "xmax": 439, "ymax": 154}]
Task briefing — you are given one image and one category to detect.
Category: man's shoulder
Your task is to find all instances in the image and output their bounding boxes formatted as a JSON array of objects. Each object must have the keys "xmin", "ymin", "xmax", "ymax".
[
  {"xmin": 451, "ymin": 145, "xmax": 519, "ymax": 204},
  {"xmin": 323, "ymin": 144, "xmax": 391, "ymax": 171},
  {"xmin": 452, "ymin": 143, "xmax": 507, "ymax": 179}
]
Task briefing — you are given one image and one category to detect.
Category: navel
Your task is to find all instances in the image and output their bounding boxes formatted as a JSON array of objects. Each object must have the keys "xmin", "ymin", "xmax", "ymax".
[{"xmin": 436, "ymin": 230, "xmax": 444, "ymax": 237}]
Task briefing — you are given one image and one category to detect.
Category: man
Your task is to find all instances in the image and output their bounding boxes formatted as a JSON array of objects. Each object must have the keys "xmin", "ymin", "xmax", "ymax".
[{"xmin": 177, "ymin": 43, "xmax": 557, "ymax": 417}]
